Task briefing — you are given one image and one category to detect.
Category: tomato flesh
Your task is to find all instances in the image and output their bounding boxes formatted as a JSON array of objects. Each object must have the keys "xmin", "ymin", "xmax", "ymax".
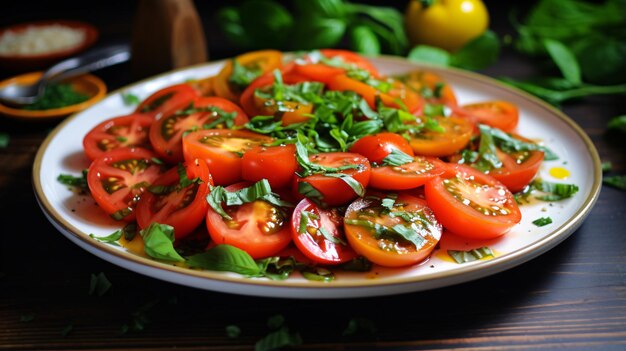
[
  {"xmin": 136, "ymin": 159, "xmax": 213, "ymax": 239},
  {"xmin": 242, "ymin": 144, "xmax": 298, "ymax": 189},
  {"xmin": 369, "ymin": 156, "xmax": 446, "ymax": 190},
  {"xmin": 425, "ymin": 164, "xmax": 521, "ymax": 239},
  {"xmin": 205, "ymin": 182, "xmax": 292, "ymax": 259},
  {"xmin": 83, "ymin": 113, "xmax": 154, "ymax": 161},
  {"xmin": 136, "ymin": 83, "xmax": 198, "ymax": 120},
  {"xmin": 344, "ymin": 193, "xmax": 442, "ymax": 267},
  {"xmin": 349, "ymin": 132, "xmax": 414, "ymax": 164}
]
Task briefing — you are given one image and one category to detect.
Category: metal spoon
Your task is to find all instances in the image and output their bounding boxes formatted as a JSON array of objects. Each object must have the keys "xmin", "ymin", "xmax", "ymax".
[{"xmin": 0, "ymin": 43, "xmax": 131, "ymax": 106}]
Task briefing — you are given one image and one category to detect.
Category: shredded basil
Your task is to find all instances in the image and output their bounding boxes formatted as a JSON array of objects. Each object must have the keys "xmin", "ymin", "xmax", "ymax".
[
  {"xmin": 228, "ymin": 59, "xmax": 262, "ymax": 91},
  {"xmin": 532, "ymin": 217, "xmax": 553, "ymax": 227},
  {"xmin": 531, "ymin": 179, "xmax": 579, "ymax": 201},
  {"xmin": 140, "ymin": 223, "xmax": 185, "ymax": 262},
  {"xmin": 381, "ymin": 193, "xmax": 398, "ymax": 211},
  {"xmin": 89, "ymin": 230, "xmax": 123, "ymax": 246},
  {"xmin": 448, "ymin": 247, "xmax": 494, "ymax": 264},
  {"xmin": 206, "ymin": 179, "xmax": 292, "ymax": 220},
  {"xmin": 381, "ymin": 149, "xmax": 414, "ymax": 167},
  {"xmin": 324, "ymin": 173, "xmax": 365, "ymax": 197},
  {"xmin": 344, "ymin": 219, "xmax": 426, "ymax": 249},
  {"xmin": 603, "ymin": 175, "xmax": 626, "ymax": 191},
  {"xmin": 121, "ymin": 92, "xmax": 140, "ymax": 106},
  {"xmin": 89, "ymin": 272, "xmax": 112, "ymax": 297},
  {"xmin": 298, "ymin": 210, "xmax": 319, "ymax": 234},
  {"xmin": 57, "ymin": 170, "xmax": 89, "ymax": 192},
  {"xmin": 338, "ymin": 256, "xmax": 372, "ymax": 272}
]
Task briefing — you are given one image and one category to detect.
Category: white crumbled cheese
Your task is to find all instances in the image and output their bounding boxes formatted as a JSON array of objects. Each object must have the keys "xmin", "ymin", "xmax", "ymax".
[{"xmin": 0, "ymin": 24, "xmax": 86, "ymax": 56}]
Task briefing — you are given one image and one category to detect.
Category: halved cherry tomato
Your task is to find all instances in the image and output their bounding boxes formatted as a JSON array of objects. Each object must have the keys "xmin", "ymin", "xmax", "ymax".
[
  {"xmin": 87, "ymin": 147, "xmax": 165, "ymax": 222},
  {"xmin": 291, "ymin": 198, "xmax": 357, "ymax": 265},
  {"xmin": 136, "ymin": 159, "xmax": 213, "ymax": 239},
  {"xmin": 455, "ymin": 101, "xmax": 519, "ymax": 132},
  {"xmin": 344, "ymin": 193, "xmax": 442, "ymax": 267},
  {"xmin": 369, "ymin": 156, "xmax": 446, "ymax": 190},
  {"xmin": 447, "ymin": 133, "xmax": 545, "ymax": 193},
  {"xmin": 239, "ymin": 69, "xmax": 313, "ymax": 125},
  {"xmin": 293, "ymin": 49, "xmax": 380, "ymax": 84},
  {"xmin": 407, "ymin": 116, "xmax": 474, "ymax": 157},
  {"xmin": 188, "ymin": 75, "xmax": 216, "ymax": 97},
  {"xmin": 149, "ymin": 96, "xmax": 249, "ymax": 164},
  {"xmin": 399, "ymin": 70, "xmax": 458, "ymax": 107},
  {"xmin": 182, "ymin": 129, "xmax": 273, "ymax": 185},
  {"xmin": 214, "ymin": 50, "xmax": 283, "ymax": 101},
  {"xmin": 83, "ymin": 113, "xmax": 154, "ymax": 161},
  {"xmin": 349, "ymin": 132, "xmax": 414, "ymax": 164},
  {"xmin": 242, "ymin": 144, "xmax": 298, "ymax": 189},
  {"xmin": 296, "ymin": 152, "xmax": 371, "ymax": 207},
  {"xmin": 136, "ymin": 83, "xmax": 199, "ymax": 120},
  {"xmin": 425, "ymin": 164, "xmax": 521, "ymax": 239},
  {"xmin": 205, "ymin": 181, "xmax": 292, "ymax": 259},
  {"xmin": 327, "ymin": 74, "xmax": 424, "ymax": 113}
]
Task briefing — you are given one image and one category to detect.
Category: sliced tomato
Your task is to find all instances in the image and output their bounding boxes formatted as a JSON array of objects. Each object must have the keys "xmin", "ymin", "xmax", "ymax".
[
  {"xmin": 87, "ymin": 147, "xmax": 165, "ymax": 222},
  {"xmin": 296, "ymin": 152, "xmax": 371, "ymax": 207},
  {"xmin": 425, "ymin": 164, "xmax": 521, "ymax": 239},
  {"xmin": 455, "ymin": 101, "xmax": 519, "ymax": 132},
  {"xmin": 182, "ymin": 129, "xmax": 273, "ymax": 185},
  {"xmin": 205, "ymin": 182, "xmax": 292, "ymax": 259},
  {"xmin": 136, "ymin": 159, "xmax": 213, "ymax": 240},
  {"xmin": 400, "ymin": 70, "xmax": 458, "ymax": 107},
  {"xmin": 291, "ymin": 198, "xmax": 357, "ymax": 265},
  {"xmin": 407, "ymin": 116, "xmax": 474, "ymax": 157},
  {"xmin": 344, "ymin": 193, "xmax": 442, "ymax": 267},
  {"xmin": 239, "ymin": 69, "xmax": 314, "ymax": 125},
  {"xmin": 136, "ymin": 83, "xmax": 199, "ymax": 120},
  {"xmin": 369, "ymin": 156, "xmax": 446, "ymax": 190},
  {"xmin": 327, "ymin": 74, "xmax": 424, "ymax": 113},
  {"xmin": 214, "ymin": 50, "xmax": 283, "ymax": 101},
  {"xmin": 349, "ymin": 132, "xmax": 414, "ymax": 164},
  {"xmin": 293, "ymin": 49, "xmax": 380, "ymax": 84},
  {"xmin": 242, "ymin": 144, "xmax": 298, "ymax": 189},
  {"xmin": 149, "ymin": 96, "xmax": 249, "ymax": 164},
  {"xmin": 83, "ymin": 113, "xmax": 154, "ymax": 161}
]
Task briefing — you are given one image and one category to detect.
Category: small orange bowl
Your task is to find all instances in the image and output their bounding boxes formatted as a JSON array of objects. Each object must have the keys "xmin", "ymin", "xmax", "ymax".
[
  {"xmin": 0, "ymin": 71, "xmax": 107, "ymax": 120},
  {"xmin": 0, "ymin": 20, "xmax": 98, "ymax": 73}
]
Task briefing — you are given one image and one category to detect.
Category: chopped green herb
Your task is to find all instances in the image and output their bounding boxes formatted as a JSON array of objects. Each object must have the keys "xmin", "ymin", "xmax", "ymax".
[
  {"xmin": 381, "ymin": 149, "xmax": 414, "ymax": 167},
  {"xmin": 381, "ymin": 193, "xmax": 398, "ymax": 211},
  {"xmin": 226, "ymin": 325, "xmax": 242, "ymax": 338},
  {"xmin": 531, "ymin": 179, "xmax": 579, "ymax": 201},
  {"xmin": 22, "ymin": 83, "xmax": 89, "ymax": 110},
  {"xmin": 608, "ymin": 115, "xmax": 626, "ymax": 134},
  {"xmin": 297, "ymin": 181, "xmax": 326, "ymax": 208},
  {"xmin": 342, "ymin": 318, "xmax": 378, "ymax": 336},
  {"xmin": 229, "ymin": 59, "xmax": 262, "ymax": 92},
  {"xmin": 319, "ymin": 227, "xmax": 346, "ymax": 246},
  {"xmin": 603, "ymin": 175, "xmax": 626, "ymax": 191},
  {"xmin": 448, "ymin": 247, "xmax": 494, "ymax": 264},
  {"xmin": 532, "ymin": 217, "xmax": 553, "ymax": 227},
  {"xmin": 338, "ymin": 256, "xmax": 372, "ymax": 272},
  {"xmin": 120, "ymin": 298, "xmax": 160, "ymax": 334},
  {"xmin": 601, "ymin": 162, "xmax": 613, "ymax": 172},
  {"xmin": 89, "ymin": 272, "xmax": 112, "ymax": 297},
  {"xmin": 324, "ymin": 173, "xmax": 365, "ymax": 197},
  {"xmin": 111, "ymin": 207, "xmax": 133, "ymax": 221},
  {"xmin": 298, "ymin": 210, "xmax": 320, "ymax": 234},
  {"xmin": 89, "ymin": 230, "xmax": 123, "ymax": 246},
  {"xmin": 121, "ymin": 91, "xmax": 141, "ymax": 106},
  {"xmin": 57, "ymin": 170, "xmax": 89, "ymax": 192},
  {"xmin": 0, "ymin": 132, "xmax": 9, "ymax": 148},
  {"xmin": 254, "ymin": 326, "xmax": 302, "ymax": 351},
  {"xmin": 140, "ymin": 223, "xmax": 185, "ymax": 262},
  {"xmin": 206, "ymin": 179, "xmax": 291, "ymax": 220},
  {"xmin": 344, "ymin": 219, "xmax": 426, "ymax": 249}
]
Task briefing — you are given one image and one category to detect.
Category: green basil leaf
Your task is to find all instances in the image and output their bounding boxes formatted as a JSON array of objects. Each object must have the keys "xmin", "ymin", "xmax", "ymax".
[
  {"xmin": 481, "ymin": 124, "xmax": 559, "ymax": 160},
  {"xmin": 381, "ymin": 193, "xmax": 398, "ymax": 211},
  {"xmin": 293, "ymin": 17, "xmax": 346, "ymax": 51},
  {"xmin": 89, "ymin": 230, "xmax": 123, "ymax": 246},
  {"xmin": 297, "ymin": 181, "xmax": 327, "ymax": 207},
  {"xmin": 381, "ymin": 149, "xmax": 414, "ymax": 167},
  {"xmin": 298, "ymin": 210, "xmax": 320, "ymax": 234},
  {"xmin": 229, "ymin": 59, "xmax": 263, "ymax": 91},
  {"xmin": 324, "ymin": 173, "xmax": 365, "ymax": 197},
  {"xmin": 349, "ymin": 25, "xmax": 381, "ymax": 55},
  {"xmin": 543, "ymin": 38, "xmax": 582, "ymax": 85},
  {"xmin": 532, "ymin": 217, "xmax": 553, "ymax": 227},
  {"xmin": 225, "ymin": 325, "xmax": 241, "ymax": 338},
  {"xmin": 216, "ymin": 7, "xmax": 251, "ymax": 48},
  {"xmin": 318, "ymin": 227, "xmax": 347, "ymax": 246},
  {"xmin": 302, "ymin": 267, "xmax": 335, "ymax": 282},
  {"xmin": 603, "ymin": 175, "xmax": 626, "ymax": 191},
  {"xmin": 254, "ymin": 326, "xmax": 302, "ymax": 351},
  {"xmin": 121, "ymin": 92, "xmax": 140, "ymax": 106},
  {"xmin": 608, "ymin": 115, "xmax": 626, "ymax": 134},
  {"xmin": 448, "ymin": 247, "xmax": 494, "ymax": 263},
  {"xmin": 140, "ymin": 223, "xmax": 184, "ymax": 262},
  {"xmin": 207, "ymin": 179, "xmax": 291, "ymax": 220},
  {"xmin": 293, "ymin": 0, "xmax": 346, "ymax": 19},
  {"xmin": 238, "ymin": 0, "xmax": 294, "ymax": 49},
  {"xmin": 338, "ymin": 256, "xmax": 372, "ymax": 272},
  {"xmin": 601, "ymin": 161, "xmax": 613, "ymax": 172},
  {"xmin": 255, "ymin": 256, "xmax": 300, "ymax": 280},
  {"xmin": 57, "ymin": 170, "xmax": 89, "ymax": 191},
  {"xmin": 186, "ymin": 244, "xmax": 261, "ymax": 276},
  {"xmin": 344, "ymin": 219, "xmax": 426, "ymax": 250},
  {"xmin": 531, "ymin": 179, "xmax": 579, "ymax": 201},
  {"xmin": 407, "ymin": 45, "xmax": 451, "ymax": 67},
  {"xmin": 451, "ymin": 30, "xmax": 501, "ymax": 71},
  {"xmin": 89, "ymin": 272, "xmax": 112, "ymax": 297}
]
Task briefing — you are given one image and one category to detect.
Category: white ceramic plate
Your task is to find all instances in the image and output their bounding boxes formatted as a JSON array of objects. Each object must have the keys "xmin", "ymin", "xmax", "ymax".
[{"xmin": 33, "ymin": 56, "xmax": 601, "ymax": 299}]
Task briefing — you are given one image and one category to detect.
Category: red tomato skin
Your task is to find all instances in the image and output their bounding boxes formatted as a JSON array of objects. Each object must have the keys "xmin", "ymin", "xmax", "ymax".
[
  {"xmin": 297, "ymin": 152, "xmax": 371, "ymax": 207},
  {"xmin": 83, "ymin": 113, "xmax": 154, "ymax": 161},
  {"xmin": 454, "ymin": 101, "xmax": 520, "ymax": 133},
  {"xmin": 242, "ymin": 144, "xmax": 298, "ymax": 189},
  {"xmin": 290, "ymin": 198, "xmax": 357, "ymax": 265},
  {"xmin": 349, "ymin": 133, "xmax": 414, "ymax": 164},
  {"xmin": 490, "ymin": 150, "xmax": 544, "ymax": 193},
  {"xmin": 148, "ymin": 96, "xmax": 249, "ymax": 164},
  {"xmin": 368, "ymin": 157, "xmax": 446, "ymax": 190},
  {"xmin": 205, "ymin": 182, "xmax": 292, "ymax": 259},
  {"xmin": 136, "ymin": 159, "xmax": 213, "ymax": 239},
  {"xmin": 424, "ymin": 164, "xmax": 521, "ymax": 239},
  {"xmin": 182, "ymin": 129, "xmax": 272, "ymax": 186},
  {"xmin": 136, "ymin": 83, "xmax": 199, "ymax": 120},
  {"xmin": 87, "ymin": 147, "xmax": 164, "ymax": 222}
]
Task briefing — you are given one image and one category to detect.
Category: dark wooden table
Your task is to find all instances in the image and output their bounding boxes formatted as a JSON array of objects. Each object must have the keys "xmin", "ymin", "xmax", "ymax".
[{"xmin": 2, "ymin": 1, "xmax": 625, "ymax": 350}]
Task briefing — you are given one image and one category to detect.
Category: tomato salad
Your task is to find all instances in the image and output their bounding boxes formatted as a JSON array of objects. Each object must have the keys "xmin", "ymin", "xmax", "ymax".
[{"xmin": 71, "ymin": 49, "xmax": 572, "ymax": 280}]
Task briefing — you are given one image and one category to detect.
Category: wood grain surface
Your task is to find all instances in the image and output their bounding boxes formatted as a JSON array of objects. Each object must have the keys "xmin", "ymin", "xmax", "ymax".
[{"xmin": 1, "ymin": 1, "xmax": 625, "ymax": 350}]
